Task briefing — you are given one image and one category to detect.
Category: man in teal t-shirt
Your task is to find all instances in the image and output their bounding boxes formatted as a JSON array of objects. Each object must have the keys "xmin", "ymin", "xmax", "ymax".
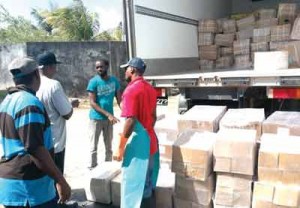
[{"xmin": 87, "ymin": 59, "xmax": 121, "ymax": 168}]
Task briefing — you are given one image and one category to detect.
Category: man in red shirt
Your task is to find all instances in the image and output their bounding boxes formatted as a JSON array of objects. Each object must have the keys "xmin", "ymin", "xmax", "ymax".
[{"xmin": 114, "ymin": 57, "xmax": 159, "ymax": 208}]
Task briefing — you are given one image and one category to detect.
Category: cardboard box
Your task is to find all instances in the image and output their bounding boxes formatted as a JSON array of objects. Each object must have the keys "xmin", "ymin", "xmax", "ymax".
[
  {"xmin": 199, "ymin": 60, "xmax": 215, "ymax": 70},
  {"xmin": 271, "ymin": 24, "xmax": 291, "ymax": 42},
  {"xmin": 256, "ymin": 18, "xmax": 278, "ymax": 28},
  {"xmin": 199, "ymin": 45, "xmax": 219, "ymax": 60},
  {"xmin": 214, "ymin": 129, "xmax": 257, "ymax": 175},
  {"xmin": 220, "ymin": 47, "xmax": 233, "ymax": 56},
  {"xmin": 172, "ymin": 130, "xmax": 216, "ymax": 181},
  {"xmin": 215, "ymin": 173, "xmax": 253, "ymax": 208},
  {"xmin": 174, "ymin": 197, "xmax": 213, "ymax": 208},
  {"xmin": 236, "ymin": 27, "xmax": 254, "ymax": 40},
  {"xmin": 198, "ymin": 33, "xmax": 215, "ymax": 46},
  {"xmin": 236, "ymin": 15, "xmax": 255, "ymax": 31},
  {"xmin": 198, "ymin": 19, "xmax": 218, "ymax": 33},
  {"xmin": 175, "ymin": 174, "xmax": 214, "ymax": 205},
  {"xmin": 219, "ymin": 108, "xmax": 265, "ymax": 140},
  {"xmin": 274, "ymin": 41, "xmax": 300, "ymax": 68},
  {"xmin": 155, "ymin": 116, "xmax": 179, "ymax": 166},
  {"xmin": 215, "ymin": 33, "xmax": 235, "ymax": 47},
  {"xmin": 234, "ymin": 54, "xmax": 252, "ymax": 69},
  {"xmin": 85, "ymin": 162, "xmax": 121, "ymax": 204},
  {"xmin": 253, "ymin": 181, "xmax": 300, "ymax": 207},
  {"xmin": 177, "ymin": 105, "xmax": 227, "ymax": 133},
  {"xmin": 254, "ymin": 51, "xmax": 288, "ymax": 71},
  {"xmin": 278, "ymin": 3, "xmax": 297, "ymax": 25},
  {"xmin": 253, "ymin": 27, "xmax": 271, "ymax": 43},
  {"xmin": 233, "ymin": 39, "xmax": 250, "ymax": 55},
  {"xmin": 258, "ymin": 134, "xmax": 300, "ymax": 185},
  {"xmin": 216, "ymin": 56, "xmax": 233, "ymax": 69},
  {"xmin": 155, "ymin": 168, "xmax": 175, "ymax": 208},
  {"xmin": 222, "ymin": 19, "xmax": 236, "ymax": 34},
  {"xmin": 291, "ymin": 17, "xmax": 300, "ymax": 40},
  {"xmin": 263, "ymin": 111, "xmax": 300, "ymax": 136}
]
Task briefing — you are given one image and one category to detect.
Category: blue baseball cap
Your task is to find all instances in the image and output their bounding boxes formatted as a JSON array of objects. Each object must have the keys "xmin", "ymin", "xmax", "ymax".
[
  {"xmin": 37, "ymin": 51, "xmax": 61, "ymax": 67},
  {"xmin": 120, "ymin": 57, "xmax": 146, "ymax": 73}
]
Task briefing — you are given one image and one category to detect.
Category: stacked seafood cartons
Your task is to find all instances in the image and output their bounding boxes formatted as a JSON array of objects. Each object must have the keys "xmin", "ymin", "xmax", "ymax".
[
  {"xmin": 172, "ymin": 105, "xmax": 227, "ymax": 208},
  {"xmin": 251, "ymin": 111, "xmax": 300, "ymax": 207},
  {"xmin": 213, "ymin": 129, "xmax": 257, "ymax": 208},
  {"xmin": 253, "ymin": 134, "xmax": 300, "ymax": 208},
  {"xmin": 198, "ymin": 20, "xmax": 218, "ymax": 70},
  {"xmin": 155, "ymin": 115, "xmax": 180, "ymax": 169},
  {"xmin": 213, "ymin": 108, "xmax": 265, "ymax": 207},
  {"xmin": 172, "ymin": 130, "xmax": 216, "ymax": 208},
  {"xmin": 234, "ymin": 14, "xmax": 255, "ymax": 69}
]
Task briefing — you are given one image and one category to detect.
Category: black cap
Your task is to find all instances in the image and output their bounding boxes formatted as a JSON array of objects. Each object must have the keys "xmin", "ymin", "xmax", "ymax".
[
  {"xmin": 120, "ymin": 57, "xmax": 146, "ymax": 74},
  {"xmin": 37, "ymin": 52, "xmax": 61, "ymax": 66}
]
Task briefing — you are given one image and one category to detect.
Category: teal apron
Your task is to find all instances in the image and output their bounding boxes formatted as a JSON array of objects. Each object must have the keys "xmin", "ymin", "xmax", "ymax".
[{"xmin": 121, "ymin": 120, "xmax": 159, "ymax": 208}]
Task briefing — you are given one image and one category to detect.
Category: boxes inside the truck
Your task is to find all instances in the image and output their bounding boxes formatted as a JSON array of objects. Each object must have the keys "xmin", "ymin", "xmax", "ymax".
[
  {"xmin": 269, "ymin": 40, "xmax": 289, "ymax": 51},
  {"xmin": 236, "ymin": 26, "xmax": 254, "ymax": 40},
  {"xmin": 256, "ymin": 18, "xmax": 278, "ymax": 28},
  {"xmin": 220, "ymin": 47, "xmax": 233, "ymax": 56},
  {"xmin": 254, "ymin": 51, "xmax": 288, "ymax": 71},
  {"xmin": 177, "ymin": 105, "xmax": 227, "ymax": 133},
  {"xmin": 199, "ymin": 60, "xmax": 215, "ymax": 70},
  {"xmin": 213, "ymin": 129, "xmax": 257, "ymax": 175},
  {"xmin": 271, "ymin": 24, "xmax": 291, "ymax": 42},
  {"xmin": 222, "ymin": 19, "xmax": 237, "ymax": 34},
  {"xmin": 216, "ymin": 56, "xmax": 234, "ymax": 69},
  {"xmin": 234, "ymin": 54, "xmax": 252, "ymax": 69},
  {"xmin": 199, "ymin": 45, "xmax": 219, "ymax": 60},
  {"xmin": 198, "ymin": 19, "xmax": 218, "ymax": 33},
  {"xmin": 215, "ymin": 33, "xmax": 235, "ymax": 47},
  {"xmin": 198, "ymin": 33, "xmax": 215, "ymax": 46},
  {"xmin": 215, "ymin": 173, "xmax": 253, "ymax": 208},
  {"xmin": 233, "ymin": 39, "xmax": 250, "ymax": 55},
  {"xmin": 236, "ymin": 14, "xmax": 255, "ymax": 31},
  {"xmin": 253, "ymin": 27, "xmax": 271, "ymax": 43},
  {"xmin": 171, "ymin": 130, "xmax": 216, "ymax": 181},
  {"xmin": 257, "ymin": 9, "xmax": 277, "ymax": 19},
  {"xmin": 277, "ymin": 3, "xmax": 298, "ymax": 25},
  {"xmin": 291, "ymin": 17, "xmax": 300, "ymax": 40}
]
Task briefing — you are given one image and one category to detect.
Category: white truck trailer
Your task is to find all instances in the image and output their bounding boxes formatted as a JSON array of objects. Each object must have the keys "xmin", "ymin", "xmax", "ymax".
[{"xmin": 122, "ymin": 0, "xmax": 300, "ymax": 114}]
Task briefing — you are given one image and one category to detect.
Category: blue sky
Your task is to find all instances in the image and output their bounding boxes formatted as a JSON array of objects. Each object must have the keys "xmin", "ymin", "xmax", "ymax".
[{"xmin": 0, "ymin": 0, "xmax": 123, "ymax": 31}]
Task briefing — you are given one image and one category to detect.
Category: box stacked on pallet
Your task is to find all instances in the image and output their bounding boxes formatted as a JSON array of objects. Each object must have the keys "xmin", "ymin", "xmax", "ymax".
[
  {"xmin": 252, "ymin": 134, "xmax": 300, "ymax": 208},
  {"xmin": 262, "ymin": 111, "xmax": 300, "ymax": 137},
  {"xmin": 219, "ymin": 108, "xmax": 265, "ymax": 140},
  {"xmin": 198, "ymin": 20, "xmax": 218, "ymax": 70},
  {"xmin": 155, "ymin": 116, "xmax": 179, "ymax": 169},
  {"xmin": 172, "ymin": 130, "xmax": 216, "ymax": 208},
  {"xmin": 213, "ymin": 129, "xmax": 257, "ymax": 208},
  {"xmin": 177, "ymin": 105, "xmax": 227, "ymax": 133}
]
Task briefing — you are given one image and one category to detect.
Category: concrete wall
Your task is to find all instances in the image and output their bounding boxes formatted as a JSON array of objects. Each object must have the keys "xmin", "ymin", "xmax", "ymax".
[
  {"xmin": 0, "ymin": 41, "xmax": 128, "ymax": 96},
  {"xmin": 232, "ymin": 0, "xmax": 300, "ymax": 13},
  {"xmin": 0, "ymin": 44, "xmax": 27, "ymax": 89}
]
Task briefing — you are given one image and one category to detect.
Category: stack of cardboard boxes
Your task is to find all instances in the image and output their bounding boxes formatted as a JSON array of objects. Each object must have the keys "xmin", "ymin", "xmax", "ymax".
[
  {"xmin": 198, "ymin": 3, "xmax": 300, "ymax": 71},
  {"xmin": 171, "ymin": 105, "xmax": 227, "ymax": 208},
  {"xmin": 213, "ymin": 108, "xmax": 265, "ymax": 207},
  {"xmin": 252, "ymin": 111, "xmax": 300, "ymax": 208}
]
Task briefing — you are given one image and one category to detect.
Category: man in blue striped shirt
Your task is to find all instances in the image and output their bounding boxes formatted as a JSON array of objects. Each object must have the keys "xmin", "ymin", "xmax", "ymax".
[{"xmin": 0, "ymin": 57, "xmax": 71, "ymax": 208}]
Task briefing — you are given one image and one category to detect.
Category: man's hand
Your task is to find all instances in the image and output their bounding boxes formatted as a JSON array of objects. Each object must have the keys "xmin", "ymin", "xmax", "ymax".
[
  {"xmin": 107, "ymin": 114, "xmax": 120, "ymax": 125},
  {"xmin": 113, "ymin": 134, "xmax": 128, "ymax": 161},
  {"xmin": 56, "ymin": 180, "xmax": 71, "ymax": 204}
]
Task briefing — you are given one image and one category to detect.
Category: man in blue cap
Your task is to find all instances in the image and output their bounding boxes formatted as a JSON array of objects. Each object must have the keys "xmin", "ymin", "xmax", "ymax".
[
  {"xmin": 0, "ymin": 57, "xmax": 71, "ymax": 208},
  {"xmin": 114, "ymin": 57, "xmax": 159, "ymax": 208}
]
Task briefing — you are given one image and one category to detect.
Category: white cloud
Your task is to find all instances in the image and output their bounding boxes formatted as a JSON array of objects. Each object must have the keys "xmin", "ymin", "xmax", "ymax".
[{"xmin": 95, "ymin": 6, "xmax": 122, "ymax": 32}]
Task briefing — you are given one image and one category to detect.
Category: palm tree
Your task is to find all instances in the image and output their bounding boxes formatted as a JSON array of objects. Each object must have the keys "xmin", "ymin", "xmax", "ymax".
[{"xmin": 43, "ymin": 0, "xmax": 100, "ymax": 41}]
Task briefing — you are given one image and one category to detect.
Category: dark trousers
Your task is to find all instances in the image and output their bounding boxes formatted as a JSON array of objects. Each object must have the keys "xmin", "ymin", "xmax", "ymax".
[
  {"xmin": 4, "ymin": 198, "xmax": 57, "ymax": 208},
  {"xmin": 54, "ymin": 149, "xmax": 65, "ymax": 174}
]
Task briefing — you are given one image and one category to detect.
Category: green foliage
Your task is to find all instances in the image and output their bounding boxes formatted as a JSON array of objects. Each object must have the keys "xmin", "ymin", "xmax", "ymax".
[{"xmin": 0, "ymin": 0, "xmax": 122, "ymax": 43}]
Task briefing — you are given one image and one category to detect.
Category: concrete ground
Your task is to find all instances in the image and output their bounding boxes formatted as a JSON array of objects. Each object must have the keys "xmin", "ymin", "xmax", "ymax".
[{"xmin": 64, "ymin": 96, "xmax": 179, "ymax": 208}]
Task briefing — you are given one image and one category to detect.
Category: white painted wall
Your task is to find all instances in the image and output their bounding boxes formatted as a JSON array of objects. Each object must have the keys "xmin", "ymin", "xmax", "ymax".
[{"xmin": 134, "ymin": 0, "xmax": 232, "ymax": 59}]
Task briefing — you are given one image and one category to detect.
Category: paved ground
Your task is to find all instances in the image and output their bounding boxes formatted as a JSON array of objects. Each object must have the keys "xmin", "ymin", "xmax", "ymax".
[{"xmin": 64, "ymin": 96, "xmax": 179, "ymax": 208}]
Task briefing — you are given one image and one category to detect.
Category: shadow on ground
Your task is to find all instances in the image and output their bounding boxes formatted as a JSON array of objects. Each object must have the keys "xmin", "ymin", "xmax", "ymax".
[{"xmin": 71, "ymin": 189, "xmax": 118, "ymax": 208}]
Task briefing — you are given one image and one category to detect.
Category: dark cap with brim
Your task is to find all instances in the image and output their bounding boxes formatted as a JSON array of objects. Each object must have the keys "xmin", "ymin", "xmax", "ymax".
[
  {"xmin": 8, "ymin": 57, "xmax": 38, "ymax": 78},
  {"xmin": 120, "ymin": 57, "xmax": 146, "ymax": 73},
  {"xmin": 37, "ymin": 51, "xmax": 61, "ymax": 67}
]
